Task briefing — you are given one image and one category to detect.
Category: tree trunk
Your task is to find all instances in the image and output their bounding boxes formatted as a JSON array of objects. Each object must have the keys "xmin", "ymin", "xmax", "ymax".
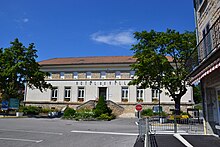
[{"xmin": 174, "ymin": 97, "xmax": 181, "ymax": 115}]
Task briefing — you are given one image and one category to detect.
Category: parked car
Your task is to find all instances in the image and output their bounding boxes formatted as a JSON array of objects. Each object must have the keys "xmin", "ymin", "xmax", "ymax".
[{"xmin": 48, "ymin": 111, "xmax": 63, "ymax": 118}]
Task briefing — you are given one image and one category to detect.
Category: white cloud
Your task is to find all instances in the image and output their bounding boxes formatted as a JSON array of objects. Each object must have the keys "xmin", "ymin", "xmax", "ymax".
[
  {"xmin": 91, "ymin": 30, "xmax": 136, "ymax": 46},
  {"xmin": 23, "ymin": 18, "xmax": 29, "ymax": 23}
]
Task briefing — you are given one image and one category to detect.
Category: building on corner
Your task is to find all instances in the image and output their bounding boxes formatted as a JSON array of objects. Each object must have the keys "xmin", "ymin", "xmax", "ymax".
[{"xmin": 188, "ymin": 0, "xmax": 220, "ymax": 135}]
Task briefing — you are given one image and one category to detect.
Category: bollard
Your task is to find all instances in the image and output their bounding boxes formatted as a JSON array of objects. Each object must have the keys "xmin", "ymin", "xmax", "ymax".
[
  {"xmin": 145, "ymin": 117, "xmax": 151, "ymax": 147},
  {"xmin": 138, "ymin": 118, "xmax": 146, "ymax": 139}
]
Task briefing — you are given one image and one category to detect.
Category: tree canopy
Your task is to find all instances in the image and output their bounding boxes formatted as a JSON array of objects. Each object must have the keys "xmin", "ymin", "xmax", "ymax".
[
  {"xmin": 129, "ymin": 29, "xmax": 196, "ymax": 114},
  {"xmin": 0, "ymin": 39, "xmax": 51, "ymax": 100}
]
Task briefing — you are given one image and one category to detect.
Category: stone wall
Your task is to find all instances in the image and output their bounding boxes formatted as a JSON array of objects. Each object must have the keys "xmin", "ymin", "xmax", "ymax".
[
  {"xmin": 52, "ymin": 73, "xmax": 60, "ymax": 79},
  {"xmin": 25, "ymin": 101, "xmax": 193, "ymax": 116},
  {"xmin": 106, "ymin": 72, "xmax": 115, "ymax": 79},
  {"xmin": 64, "ymin": 73, "xmax": 73, "ymax": 79},
  {"xmin": 121, "ymin": 72, "xmax": 130, "ymax": 79},
  {"xmin": 78, "ymin": 72, "xmax": 86, "ymax": 79},
  {"xmin": 92, "ymin": 73, "xmax": 100, "ymax": 79},
  {"xmin": 48, "ymin": 71, "xmax": 132, "ymax": 80}
]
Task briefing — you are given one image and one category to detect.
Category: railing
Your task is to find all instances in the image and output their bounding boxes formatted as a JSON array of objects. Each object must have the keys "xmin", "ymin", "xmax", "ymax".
[
  {"xmin": 186, "ymin": 15, "xmax": 220, "ymax": 73},
  {"xmin": 148, "ymin": 116, "xmax": 204, "ymax": 134},
  {"xmin": 136, "ymin": 116, "xmax": 205, "ymax": 147}
]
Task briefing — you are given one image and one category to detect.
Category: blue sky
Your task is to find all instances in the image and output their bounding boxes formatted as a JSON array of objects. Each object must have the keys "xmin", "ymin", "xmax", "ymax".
[{"xmin": 0, "ymin": 0, "xmax": 195, "ymax": 61}]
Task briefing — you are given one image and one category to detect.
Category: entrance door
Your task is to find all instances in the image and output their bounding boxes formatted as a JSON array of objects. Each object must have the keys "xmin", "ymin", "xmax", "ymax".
[{"xmin": 99, "ymin": 87, "xmax": 107, "ymax": 100}]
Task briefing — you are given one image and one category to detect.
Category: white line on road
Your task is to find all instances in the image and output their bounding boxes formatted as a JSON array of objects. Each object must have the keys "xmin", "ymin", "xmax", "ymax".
[
  {"xmin": 151, "ymin": 131, "xmax": 188, "ymax": 135},
  {"xmin": 173, "ymin": 134, "xmax": 193, "ymax": 147},
  {"xmin": 0, "ymin": 137, "xmax": 43, "ymax": 143},
  {"xmin": 0, "ymin": 128, "xmax": 63, "ymax": 135},
  {"xmin": 71, "ymin": 130, "xmax": 138, "ymax": 136}
]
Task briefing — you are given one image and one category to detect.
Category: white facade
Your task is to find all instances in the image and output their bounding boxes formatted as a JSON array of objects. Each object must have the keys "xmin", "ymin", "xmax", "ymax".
[
  {"xmin": 25, "ymin": 56, "xmax": 193, "ymax": 113},
  {"xmin": 26, "ymin": 79, "xmax": 193, "ymax": 103}
]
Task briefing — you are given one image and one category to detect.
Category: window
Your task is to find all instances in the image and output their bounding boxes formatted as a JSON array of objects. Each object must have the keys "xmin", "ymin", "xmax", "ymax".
[
  {"xmin": 121, "ymin": 87, "xmax": 129, "ymax": 102},
  {"xmin": 64, "ymin": 87, "xmax": 71, "ymax": 101},
  {"xmin": 78, "ymin": 87, "xmax": 85, "ymax": 102},
  {"xmin": 73, "ymin": 72, "xmax": 78, "ymax": 79},
  {"xmin": 130, "ymin": 71, "xmax": 135, "ymax": 78},
  {"xmin": 51, "ymin": 87, "xmax": 58, "ymax": 101},
  {"xmin": 116, "ymin": 71, "xmax": 121, "ymax": 79},
  {"xmin": 202, "ymin": 23, "xmax": 212, "ymax": 59},
  {"xmin": 152, "ymin": 89, "xmax": 159, "ymax": 101},
  {"xmin": 48, "ymin": 72, "xmax": 52, "ymax": 79},
  {"xmin": 60, "ymin": 72, "xmax": 65, "ymax": 79},
  {"xmin": 86, "ymin": 72, "xmax": 91, "ymax": 79},
  {"xmin": 137, "ymin": 87, "xmax": 144, "ymax": 102},
  {"xmin": 100, "ymin": 71, "xmax": 106, "ymax": 79}
]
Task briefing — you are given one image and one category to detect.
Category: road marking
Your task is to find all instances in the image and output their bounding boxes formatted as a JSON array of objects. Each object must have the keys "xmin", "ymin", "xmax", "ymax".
[
  {"xmin": 0, "ymin": 137, "xmax": 43, "ymax": 143},
  {"xmin": 71, "ymin": 130, "xmax": 138, "ymax": 136},
  {"xmin": 151, "ymin": 131, "xmax": 188, "ymax": 135},
  {"xmin": 173, "ymin": 134, "xmax": 193, "ymax": 147},
  {"xmin": 0, "ymin": 128, "xmax": 63, "ymax": 135}
]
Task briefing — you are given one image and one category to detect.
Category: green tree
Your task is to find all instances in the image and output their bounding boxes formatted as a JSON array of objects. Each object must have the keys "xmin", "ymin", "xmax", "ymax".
[
  {"xmin": 94, "ymin": 96, "xmax": 112, "ymax": 117},
  {"xmin": 129, "ymin": 29, "xmax": 196, "ymax": 114},
  {"xmin": 0, "ymin": 39, "xmax": 51, "ymax": 100},
  {"xmin": 193, "ymin": 84, "xmax": 202, "ymax": 104}
]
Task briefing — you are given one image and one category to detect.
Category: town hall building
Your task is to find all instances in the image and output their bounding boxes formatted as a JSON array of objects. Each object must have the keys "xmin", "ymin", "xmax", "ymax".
[{"xmin": 25, "ymin": 56, "xmax": 193, "ymax": 115}]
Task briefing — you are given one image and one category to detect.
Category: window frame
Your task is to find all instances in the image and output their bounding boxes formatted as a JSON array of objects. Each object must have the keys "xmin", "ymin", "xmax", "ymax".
[
  {"xmin": 121, "ymin": 87, "xmax": 129, "ymax": 102},
  {"xmin": 152, "ymin": 89, "xmax": 159, "ymax": 100},
  {"xmin": 64, "ymin": 87, "xmax": 71, "ymax": 101},
  {"xmin": 51, "ymin": 87, "xmax": 58, "ymax": 101},
  {"xmin": 137, "ymin": 87, "xmax": 144, "ymax": 101},
  {"xmin": 78, "ymin": 87, "xmax": 85, "ymax": 102}
]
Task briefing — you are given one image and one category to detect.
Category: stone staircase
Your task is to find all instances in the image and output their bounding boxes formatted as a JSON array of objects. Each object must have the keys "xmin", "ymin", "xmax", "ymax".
[
  {"xmin": 76, "ymin": 100, "xmax": 96, "ymax": 110},
  {"xmin": 76, "ymin": 100, "xmax": 124, "ymax": 116}
]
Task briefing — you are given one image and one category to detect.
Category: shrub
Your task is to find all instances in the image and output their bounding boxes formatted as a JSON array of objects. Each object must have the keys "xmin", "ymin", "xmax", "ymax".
[
  {"xmin": 41, "ymin": 108, "xmax": 53, "ymax": 113},
  {"xmin": 74, "ymin": 109, "xmax": 95, "ymax": 120},
  {"xmin": 97, "ymin": 113, "xmax": 112, "ymax": 121},
  {"xmin": 153, "ymin": 111, "xmax": 168, "ymax": 117},
  {"xmin": 141, "ymin": 109, "xmax": 154, "ymax": 116},
  {"xmin": 63, "ymin": 107, "xmax": 76, "ymax": 118},
  {"xmin": 94, "ymin": 96, "xmax": 112, "ymax": 117},
  {"xmin": 22, "ymin": 106, "xmax": 41, "ymax": 115}
]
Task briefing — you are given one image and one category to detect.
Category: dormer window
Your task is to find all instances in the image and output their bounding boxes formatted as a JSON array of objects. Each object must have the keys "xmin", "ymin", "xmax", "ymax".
[
  {"xmin": 101, "ymin": 71, "xmax": 106, "ymax": 79},
  {"xmin": 60, "ymin": 72, "xmax": 65, "ymax": 79},
  {"xmin": 130, "ymin": 71, "xmax": 135, "ymax": 78},
  {"xmin": 86, "ymin": 72, "xmax": 92, "ymax": 79},
  {"xmin": 73, "ymin": 72, "xmax": 78, "ymax": 79},
  {"xmin": 116, "ymin": 71, "xmax": 121, "ymax": 79},
  {"xmin": 48, "ymin": 72, "xmax": 52, "ymax": 79}
]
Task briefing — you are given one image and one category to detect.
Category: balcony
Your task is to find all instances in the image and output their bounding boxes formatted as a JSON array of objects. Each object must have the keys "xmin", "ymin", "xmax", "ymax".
[{"xmin": 186, "ymin": 16, "xmax": 220, "ymax": 80}]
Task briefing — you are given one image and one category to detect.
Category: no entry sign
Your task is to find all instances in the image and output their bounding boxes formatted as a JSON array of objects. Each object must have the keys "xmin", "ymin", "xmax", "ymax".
[{"xmin": 135, "ymin": 104, "xmax": 142, "ymax": 111}]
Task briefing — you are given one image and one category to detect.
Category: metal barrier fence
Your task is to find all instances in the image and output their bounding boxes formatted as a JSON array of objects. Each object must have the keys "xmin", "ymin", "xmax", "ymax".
[
  {"xmin": 137, "ymin": 117, "xmax": 205, "ymax": 147},
  {"xmin": 148, "ymin": 116, "xmax": 205, "ymax": 134}
]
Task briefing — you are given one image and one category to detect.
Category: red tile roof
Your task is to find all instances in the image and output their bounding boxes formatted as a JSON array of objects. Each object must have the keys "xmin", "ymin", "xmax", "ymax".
[{"xmin": 39, "ymin": 56, "xmax": 173, "ymax": 66}]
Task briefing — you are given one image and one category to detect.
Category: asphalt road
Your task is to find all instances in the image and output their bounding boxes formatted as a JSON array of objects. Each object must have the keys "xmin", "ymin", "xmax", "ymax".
[{"xmin": 0, "ymin": 118, "xmax": 139, "ymax": 147}]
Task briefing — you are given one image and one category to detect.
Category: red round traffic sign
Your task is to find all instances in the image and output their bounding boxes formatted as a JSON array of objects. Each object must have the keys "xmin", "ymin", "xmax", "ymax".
[{"xmin": 135, "ymin": 104, "xmax": 142, "ymax": 111}]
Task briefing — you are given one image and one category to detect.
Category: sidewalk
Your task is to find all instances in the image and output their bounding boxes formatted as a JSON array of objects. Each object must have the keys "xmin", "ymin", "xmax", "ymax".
[{"xmin": 134, "ymin": 134, "xmax": 220, "ymax": 147}]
